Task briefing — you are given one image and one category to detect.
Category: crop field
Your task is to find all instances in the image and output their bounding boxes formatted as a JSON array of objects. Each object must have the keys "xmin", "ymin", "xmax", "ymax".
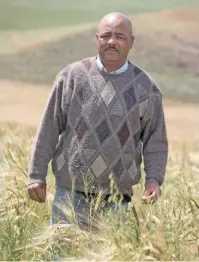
[{"xmin": 1, "ymin": 0, "xmax": 199, "ymax": 260}]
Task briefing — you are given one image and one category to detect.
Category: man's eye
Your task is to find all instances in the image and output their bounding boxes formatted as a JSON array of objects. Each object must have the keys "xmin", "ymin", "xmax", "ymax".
[
  {"xmin": 117, "ymin": 36, "xmax": 125, "ymax": 40},
  {"xmin": 101, "ymin": 35, "xmax": 109, "ymax": 39}
]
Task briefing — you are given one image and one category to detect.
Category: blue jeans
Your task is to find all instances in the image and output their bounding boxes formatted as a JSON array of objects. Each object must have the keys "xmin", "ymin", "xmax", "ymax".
[{"xmin": 51, "ymin": 188, "xmax": 129, "ymax": 229}]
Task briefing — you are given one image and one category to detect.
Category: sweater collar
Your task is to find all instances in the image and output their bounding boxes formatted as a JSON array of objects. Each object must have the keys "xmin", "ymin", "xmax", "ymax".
[{"xmin": 96, "ymin": 56, "xmax": 128, "ymax": 75}]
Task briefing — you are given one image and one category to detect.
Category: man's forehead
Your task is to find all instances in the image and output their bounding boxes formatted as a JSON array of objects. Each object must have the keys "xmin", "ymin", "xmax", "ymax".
[
  {"xmin": 98, "ymin": 19, "xmax": 130, "ymax": 33},
  {"xmin": 98, "ymin": 14, "xmax": 132, "ymax": 34},
  {"xmin": 99, "ymin": 27, "xmax": 126, "ymax": 35}
]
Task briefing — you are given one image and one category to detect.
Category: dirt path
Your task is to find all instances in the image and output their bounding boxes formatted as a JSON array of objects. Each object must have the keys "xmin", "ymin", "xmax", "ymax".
[{"xmin": 1, "ymin": 80, "xmax": 199, "ymax": 143}]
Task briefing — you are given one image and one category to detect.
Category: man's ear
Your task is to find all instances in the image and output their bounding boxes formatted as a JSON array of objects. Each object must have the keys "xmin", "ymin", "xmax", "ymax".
[
  {"xmin": 96, "ymin": 33, "xmax": 99, "ymax": 40},
  {"xmin": 130, "ymin": 35, "xmax": 135, "ymax": 49}
]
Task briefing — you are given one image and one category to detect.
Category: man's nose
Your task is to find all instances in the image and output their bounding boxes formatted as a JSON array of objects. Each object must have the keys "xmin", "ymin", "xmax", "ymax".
[{"xmin": 107, "ymin": 36, "xmax": 117, "ymax": 45}]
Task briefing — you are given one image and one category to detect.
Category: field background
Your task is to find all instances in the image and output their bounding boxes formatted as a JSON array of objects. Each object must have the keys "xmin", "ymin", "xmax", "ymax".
[
  {"xmin": 1, "ymin": 0, "xmax": 199, "ymax": 260},
  {"xmin": 1, "ymin": 0, "xmax": 199, "ymax": 134}
]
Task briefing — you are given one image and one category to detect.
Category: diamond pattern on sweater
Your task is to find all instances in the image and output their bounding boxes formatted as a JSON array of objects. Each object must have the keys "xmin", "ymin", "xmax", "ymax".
[
  {"xmin": 29, "ymin": 58, "xmax": 168, "ymax": 196},
  {"xmin": 100, "ymin": 81, "xmax": 116, "ymax": 107},
  {"xmin": 95, "ymin": 118, "xmax": 111, "ymax": 145},
  {"xmin": 83, "ymin": 149, "xmax": 96, "ymax": 162},
  {"xmin": 84, "ymin": 132, "xmax": 99, "ymax": 150},
  {"xmin": 89, "ymin": 101, "xmax": 105, "ymax": 126},
  {"xmin": 119, "ymin": 171, "xmax": 134, "ymax": 193},
  {"xmin": 136, "ymin": 83, "xmax": 149, "ymax": 102},
  {"xmin": 91, "ymin": 154, "xmax": 107, "ymax": 178},
  {"xmin": 77, "ymin": 84, "xmax": 92, "ymax": 103},
  {"xmin": 109, "ymin": 114, "xmax": 124, "ymax": 130},
  {"xmin": 139, "ymin": 99, "xmax": 148, "ymax": 118},
  {"xmin": 97, "ymin": 171, "xmax": 112, "ymax": 188},
  {"xmin": 75, "ymin": 117, "xmax": 89, "ymax": 141},
  {"xmin": 123, "ymin": 154, "xmax": 133, "ymax": 168},
  {"xmin": 112, "ymin": 158, "xmax": 124, "ymax": 179},
  {"xmin": 123, "ymin": 85, "xmax": 137, "ymax": 111},
  {"xmin": 91, "ymin": 75, "xmax": 106, "ymax": 91},
  {"xmin": 68, "ymin": 95, "xmax": 82, "ymax": 127},
  {"xmin": 134, "ymin": 131, "xmax": 141, "ymax": 149},
  {"xmin": 136, "ymin": 73, "xmax": 152, "ymax": 93},
  {"xmin": 117, "ymin": 121, "xmax": 130, "ymax": 148},
  {"xmin": 127, "ymin": 106, "xmax": 141, "ymax": 135},
  {"xmin": 113, "ymin": 78, "xmax": 134, "ymax": 92},
  {"xmin": 70, "ymin": 152, "xmax": 85, "ymax": 176},
  {"xmin": 122, "ymin": 140, "xmax": 134, "ymax": 156},
  {"xmin": 109, "ymin": 98, "xmax": 124, "ymax": 115},
  {"xmin": 102, "ymin": 135, "xmax": 120, "ymax": 166},
  {"xmin": 128, "ymin": 160, "xmax": 137, "ymax": 179}
]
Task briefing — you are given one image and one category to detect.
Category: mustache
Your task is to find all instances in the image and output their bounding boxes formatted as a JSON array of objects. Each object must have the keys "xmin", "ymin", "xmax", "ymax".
[{"xmin": 105, "ymin": 45, "xmax": 119, "ymax": 52}]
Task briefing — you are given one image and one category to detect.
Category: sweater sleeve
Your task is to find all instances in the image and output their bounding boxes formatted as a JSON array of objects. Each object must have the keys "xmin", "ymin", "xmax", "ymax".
[
  {"xmin": 141, "ymin": 92, "xmax": 168, "ymax": 186},
  {"xmin": 28, "ymin": 73, "xmax": 72, "ymax": 185}
]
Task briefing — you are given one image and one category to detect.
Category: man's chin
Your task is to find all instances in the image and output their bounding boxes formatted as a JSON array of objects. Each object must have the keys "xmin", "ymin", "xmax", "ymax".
[{"xmin": 104, "ymin": 55, "xmax": 120, "ymax": 62}]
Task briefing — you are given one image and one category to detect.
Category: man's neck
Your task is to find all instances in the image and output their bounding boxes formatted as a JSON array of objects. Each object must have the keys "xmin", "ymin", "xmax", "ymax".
[
  {"xmin": 97, "ymin": 56, "xmax": 128, "ymax": 74},
  {"xmin": 102, "ymin": 61, "xmax": 126, "ymax": 73}
]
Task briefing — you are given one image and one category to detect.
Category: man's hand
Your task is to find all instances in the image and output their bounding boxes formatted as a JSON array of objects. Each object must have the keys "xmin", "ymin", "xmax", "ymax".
[
  {"xmin": 142, "ymin": 183, "xmax": 161, "ymax": 204},
  {"xmin": 28, "ymin": 183, "xmax": 46, "ymax": 203}
]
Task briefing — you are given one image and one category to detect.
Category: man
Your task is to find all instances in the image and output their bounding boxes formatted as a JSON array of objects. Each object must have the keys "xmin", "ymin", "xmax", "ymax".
[{"xmin": 28, "ymin": 12, "xmax": 168, "ymax": 225}]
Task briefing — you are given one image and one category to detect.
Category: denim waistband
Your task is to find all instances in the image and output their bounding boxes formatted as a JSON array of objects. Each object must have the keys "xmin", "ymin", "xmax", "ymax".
[{"xmin": 78, "ymin": 191, "xmax": 132, "ymax": 202}]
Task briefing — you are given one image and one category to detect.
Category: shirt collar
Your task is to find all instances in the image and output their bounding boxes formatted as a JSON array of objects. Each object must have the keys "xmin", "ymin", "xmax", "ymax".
[{"xmin": 96, "ymin": 56, "xmax": 128, "ymax": 75}]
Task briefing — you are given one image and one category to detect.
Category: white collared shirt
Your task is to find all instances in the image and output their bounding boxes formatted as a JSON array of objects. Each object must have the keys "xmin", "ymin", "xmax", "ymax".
[{"xmin": 96, "ymin": 56, "xmax": 128, "ymax": 75}]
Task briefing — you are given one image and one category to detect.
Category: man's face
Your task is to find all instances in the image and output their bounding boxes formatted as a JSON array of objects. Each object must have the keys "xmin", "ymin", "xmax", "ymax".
[{"xmin": 96, "ymin": 16, "xmax": 134, "ymax": 64}]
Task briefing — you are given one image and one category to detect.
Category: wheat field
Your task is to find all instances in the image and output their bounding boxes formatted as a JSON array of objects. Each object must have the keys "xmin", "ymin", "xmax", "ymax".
[
  {"xmin": 1, "ymin": 1, "xmax": 199, "ymax": 260},
  {"xmin": 0, "ymin": 124, "xmax": 199, "ymax": 260}
]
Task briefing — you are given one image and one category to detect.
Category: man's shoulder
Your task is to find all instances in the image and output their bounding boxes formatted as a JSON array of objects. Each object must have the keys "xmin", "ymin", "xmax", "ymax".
[
  {"xmin": 129, "ymin": 62, "xmax": 162, "ymax": 96},
  {"xmin": 57, "ymin": 57, "xmax": 96, "ymax": 78}
]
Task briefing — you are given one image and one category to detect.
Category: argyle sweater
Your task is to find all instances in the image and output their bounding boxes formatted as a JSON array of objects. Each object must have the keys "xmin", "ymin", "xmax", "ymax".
[{"xmin": 28, "ymin": 57, "xmax": 168, "ymax": 195}]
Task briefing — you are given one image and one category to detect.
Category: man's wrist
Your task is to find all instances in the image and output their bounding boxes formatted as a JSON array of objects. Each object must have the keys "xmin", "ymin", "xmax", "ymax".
[
  {"xmin": 28, "ymin": 175, "xmax": 46, "ymax": 186},
  {"xmin": 145, "ymin": 178, "xmax": 160, "ymax": 187}
]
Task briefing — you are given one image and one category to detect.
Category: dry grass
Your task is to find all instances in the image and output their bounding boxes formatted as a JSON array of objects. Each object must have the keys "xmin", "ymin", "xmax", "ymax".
[
  {"xmin": 0, "ymin": 124, "xmax": 199, "ymax": 260},
  {"xmin": 1, "ymin": 5, "xmax": 199, "ymax": 261}
]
